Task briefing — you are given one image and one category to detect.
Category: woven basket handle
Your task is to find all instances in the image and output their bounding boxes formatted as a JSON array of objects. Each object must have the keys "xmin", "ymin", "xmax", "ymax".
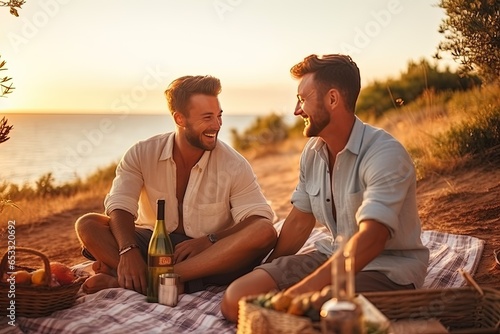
[{"xmin": 0, "ymin": 247, "xmax": 52, "ymax": 286}]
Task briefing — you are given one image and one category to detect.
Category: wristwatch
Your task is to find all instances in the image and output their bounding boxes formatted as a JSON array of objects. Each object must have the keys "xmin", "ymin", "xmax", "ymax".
[{"xmin": 207, "ymin": 233, "xmax": 218, "ymax": 244}]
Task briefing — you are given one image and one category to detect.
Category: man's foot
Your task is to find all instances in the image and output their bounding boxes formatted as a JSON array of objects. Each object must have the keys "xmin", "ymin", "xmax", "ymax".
[
  {"xmin": 92, "ymin": 260, "xmax": 116, "ymax": 276},
  {"xmin": 82, "ymin": 273, "xmax": 119, "ymax": 294}
]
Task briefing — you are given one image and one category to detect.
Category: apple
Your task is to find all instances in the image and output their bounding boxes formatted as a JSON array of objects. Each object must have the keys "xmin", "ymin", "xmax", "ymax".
[{"xmin": 49, "ymin": 262, "xmax": 75, "ymax": 285}]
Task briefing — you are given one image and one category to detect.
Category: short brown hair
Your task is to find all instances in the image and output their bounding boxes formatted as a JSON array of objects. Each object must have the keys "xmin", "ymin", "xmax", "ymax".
[
  {"xmin": 290, "ymin": 54, "xmax": 361, "ymax": 113},
  {"xmin": 164, "ymin": 75, "xmax": 221, "ymax": 116}
]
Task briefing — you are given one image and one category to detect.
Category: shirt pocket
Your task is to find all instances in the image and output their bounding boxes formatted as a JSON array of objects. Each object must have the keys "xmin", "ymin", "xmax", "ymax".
[
  {"xmin": 338, "ymin": 190, "xmax": 364, "ymax": 237},
  {"xmin": 194, "ymin": 202, "xmax": 231, "ymax": 233},
  {"xmin": 305, "ymin": 183, "xmax": 326, "ymax": 224}
]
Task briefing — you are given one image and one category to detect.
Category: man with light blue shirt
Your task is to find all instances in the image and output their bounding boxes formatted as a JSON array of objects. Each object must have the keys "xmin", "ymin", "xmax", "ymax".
[{"xmin": 221, "ymin": 54, "xmax": 429, "ymax": 322}]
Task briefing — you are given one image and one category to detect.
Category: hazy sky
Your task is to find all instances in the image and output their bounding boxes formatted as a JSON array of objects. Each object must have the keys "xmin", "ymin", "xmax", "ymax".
[{"xmin": 0, "ymin": 0, "xmax": 455, "ymax": 115}]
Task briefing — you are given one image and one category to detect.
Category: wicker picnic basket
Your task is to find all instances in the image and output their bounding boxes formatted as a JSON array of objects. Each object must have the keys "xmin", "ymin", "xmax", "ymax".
[
  {"xmin": 238, "ymin": 286, "xmax": 500, "ymax": 334},
  {"xmin": 238, "ymin": 298, "xmax": 320, "ymax": 334},
  {"xmin": 0, "ymin": 247, "xmax": 86, "ymax": 318},
  {"xmin": 363, "ymin": 286, "xmax": 500, "ymax": 333}
]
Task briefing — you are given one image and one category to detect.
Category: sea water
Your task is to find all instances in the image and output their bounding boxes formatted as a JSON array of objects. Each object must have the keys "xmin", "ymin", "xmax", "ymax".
[{"xmin": 0, "ymin": 113, "xmax": 272, "ymax": 185}]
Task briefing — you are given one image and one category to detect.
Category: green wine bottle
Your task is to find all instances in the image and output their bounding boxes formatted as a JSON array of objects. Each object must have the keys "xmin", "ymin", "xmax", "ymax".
[{"xmin": 147, "ymin": 199, "xmax": 174, "ymax": 303}]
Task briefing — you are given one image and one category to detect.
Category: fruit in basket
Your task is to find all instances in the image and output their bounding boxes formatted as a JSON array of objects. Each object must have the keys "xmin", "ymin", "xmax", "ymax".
[
  {"xmin": 288, "ymin": 291, "xmax": 315, "ymax": 316},
  {"xmin": 270, "ymin": 291, "xmax": 293, "ymax": 312},
  {"xmin": 13, "ymin": 270, "xmax": 32, "ymax": 285},
  {"xmin": 252, "ymin": 285, "xmax": 333, "ymax": 319},
  {"xmin": 49, "ymin": 262, "xmax": 75, "ymax": 285},
  {"xmin": 31, "ymin": 268, "xmax": 47, "ymax": 286},
  {"xmin": 311, "ymin": 285, "xmax": 333, "ymax": 310}
]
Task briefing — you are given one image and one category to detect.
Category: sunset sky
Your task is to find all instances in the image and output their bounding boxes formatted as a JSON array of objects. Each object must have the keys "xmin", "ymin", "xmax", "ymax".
[{"xmin": 0, "ymin": 0, "xmax": 456, "ymax": 115}]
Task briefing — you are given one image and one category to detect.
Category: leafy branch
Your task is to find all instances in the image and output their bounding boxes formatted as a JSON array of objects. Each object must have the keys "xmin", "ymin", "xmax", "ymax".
[
  {"xmin": 0, "ymin": 56, "xmax": 15, "ymax": 144},
  {"xmin": 0, "ymin": 116, "xmax": 13, "ymax": 144},
  {"xmin": 0, "ymin": 0, "xmax": 26, "ymax": 17},
  {"xmin": 0, "ymin": 1, "xmax": 25, "ymax": 212},
  {"xmin": 0, "ymin": 56, "xmax": 15, "ymax": 97}
]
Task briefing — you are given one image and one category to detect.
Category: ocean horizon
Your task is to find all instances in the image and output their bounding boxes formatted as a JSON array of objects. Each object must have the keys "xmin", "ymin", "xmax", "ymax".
[{"xmin": 0, "ymin": 112, "xmax": 293, "ymax": 186}]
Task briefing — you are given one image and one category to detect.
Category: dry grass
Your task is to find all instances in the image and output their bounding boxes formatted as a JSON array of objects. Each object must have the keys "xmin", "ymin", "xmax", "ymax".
[
  {"xmin": 2, "ymin": 180, "xmax": 110, "ymax": 228},
  {"xmin": 374, "ymin": 84, "xmax": 499, "ymax": 179}
]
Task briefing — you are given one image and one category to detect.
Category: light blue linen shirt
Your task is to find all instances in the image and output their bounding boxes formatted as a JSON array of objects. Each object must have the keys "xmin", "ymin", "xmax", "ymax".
[{"xmin": 291, "ymin": 117, "xmax": 429, "ymax": 288}]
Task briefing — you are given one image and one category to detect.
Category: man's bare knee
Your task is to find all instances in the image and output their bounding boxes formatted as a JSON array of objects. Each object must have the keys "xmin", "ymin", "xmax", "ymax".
[
  {"xmin": 221, "ymin": 269, "xmax": 278, "ymax": 323},
  {"xmin": 75, "ymin": 213, "xmax": 108, "ymax": 241}
]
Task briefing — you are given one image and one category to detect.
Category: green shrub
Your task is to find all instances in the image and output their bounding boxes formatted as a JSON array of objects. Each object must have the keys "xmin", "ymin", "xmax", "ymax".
[
  {"xmin": 231, "ymin": 113, "xmax": 290, "ymax": 151},
  {"xmin": 433, "ymin": 105, "xmax": 500, "ymax": 160},
  {"xmin": 357, "ymin": 58, "xmax": 481, "ymax": 118},
  {"xmin": 1, "ymin": 162, "xmax": 117, "ymax": 201}
]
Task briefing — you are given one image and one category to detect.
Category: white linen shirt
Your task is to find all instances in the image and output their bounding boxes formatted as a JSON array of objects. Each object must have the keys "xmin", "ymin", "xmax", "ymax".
[
  {"xmin": 104, "ymin": 132, "xmax": 274, "ymax": 238},
  {"xmin": 291, "ymin": 117, "xmax": 429, "ymax": 288}
]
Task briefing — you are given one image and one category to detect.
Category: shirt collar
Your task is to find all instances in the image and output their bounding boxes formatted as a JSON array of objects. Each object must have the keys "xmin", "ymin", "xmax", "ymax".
[
  {"xmin": 309, "ymin": 116, "xmax": 365, "ymax": 156},
  {"xmin": 159, "ymin": 132, "xmax": 211, "ymax": 171},
  {"xmin": 159, "ymin": 133, "xmax": 175, "ymax": 161},
  {"xmin": 344, "ymin": 116, "xmax": 364, "ymax": 156}
]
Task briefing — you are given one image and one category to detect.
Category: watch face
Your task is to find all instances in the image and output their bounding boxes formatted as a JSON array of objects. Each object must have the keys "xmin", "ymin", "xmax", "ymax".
[{"xmin": 208, "ymin": 233, "xmax": 217, "ymax": 243}]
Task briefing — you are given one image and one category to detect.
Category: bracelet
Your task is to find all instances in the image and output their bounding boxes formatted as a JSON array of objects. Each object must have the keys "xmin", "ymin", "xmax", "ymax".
[{"xmin": 118, "ymin": 244, "xmax": 139, "ymax": 256}]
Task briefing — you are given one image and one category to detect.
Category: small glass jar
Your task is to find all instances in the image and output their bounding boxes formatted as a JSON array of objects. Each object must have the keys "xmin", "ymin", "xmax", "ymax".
[
  {"xmin": 320, "ymin": 298, "xmax": 363, "ymax": 334},
  {"xmin": 320, "ymin": 236, "xmax": 364, "ymax": 334},
  {"xmin": 158, "ymin": 273, "xmax": 179, "ymax": 307}
]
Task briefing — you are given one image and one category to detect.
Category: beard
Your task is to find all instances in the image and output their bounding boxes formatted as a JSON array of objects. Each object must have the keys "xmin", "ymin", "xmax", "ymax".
[
  {"xmin": 304, "ymin": 105, "xmax": 330, "ymax": 137},
  {"xmin": 184, "ymin": 124, "xmax": 217, "ymax": 151}
]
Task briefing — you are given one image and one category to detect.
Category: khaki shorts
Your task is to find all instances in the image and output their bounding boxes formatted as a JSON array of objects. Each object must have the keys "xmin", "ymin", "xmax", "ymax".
[{"xmin": 256, "ymin": 249, "xmax": 415, "ymax": 292}]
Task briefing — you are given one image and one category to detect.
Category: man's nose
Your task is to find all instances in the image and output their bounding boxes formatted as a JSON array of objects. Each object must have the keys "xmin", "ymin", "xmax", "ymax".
[
  {"xmin": 214, "ymin": 117, "xmax": 222, "ymax": 129},
  {"xmin": 294, "ymin": 101, "xmax": 302, "ymax": 115}
]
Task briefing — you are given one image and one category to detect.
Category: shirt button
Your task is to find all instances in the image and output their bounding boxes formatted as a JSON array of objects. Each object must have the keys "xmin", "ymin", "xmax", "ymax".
[{"xmin": 326, "ymin": 199, "xmax": 331, "ymax": 202}]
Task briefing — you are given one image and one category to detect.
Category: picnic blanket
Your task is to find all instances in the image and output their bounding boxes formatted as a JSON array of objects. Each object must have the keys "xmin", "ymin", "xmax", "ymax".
[{"xmin": 2, "ymin": 224, "xmax": 484, "ymax": 334}]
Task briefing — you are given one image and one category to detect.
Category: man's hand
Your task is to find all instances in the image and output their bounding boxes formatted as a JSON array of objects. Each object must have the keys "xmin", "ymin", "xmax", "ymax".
[
  {"xmin": 283, "ymin": 219, "xmax": 391, "ymax": 299},
  {"xmin": 174, "ymin": 237, "xmax": 211, "ymax": 263},
  {"xmin": 116, "ymin": 249, "xmax": 148, "ymax": 295},
  {"xmin": 283, "ymin": 273, "xmax": 325, "ymax": 299}
]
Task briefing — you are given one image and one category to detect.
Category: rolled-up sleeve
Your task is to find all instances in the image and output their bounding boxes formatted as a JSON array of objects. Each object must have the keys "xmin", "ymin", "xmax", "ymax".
[
  {"xmin": 355, "ymin": 141, "xmax": 416, "ymax": 236},
  {"xmin": 229, "ymin": 159, "xmax": 274, "ymax": 224},
  {"xmin": 290, "ymin": 153, "xmax": 313, "ymax": 213},
  {"xmin": 104, "ymin": 144, "xmax": 144, "ymax": 219}
]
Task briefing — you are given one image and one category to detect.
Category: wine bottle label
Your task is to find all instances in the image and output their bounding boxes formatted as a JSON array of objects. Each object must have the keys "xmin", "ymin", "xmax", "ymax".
[{"xmin": 149, "ymin": 255, "xmax": 173, "ymax": 267}]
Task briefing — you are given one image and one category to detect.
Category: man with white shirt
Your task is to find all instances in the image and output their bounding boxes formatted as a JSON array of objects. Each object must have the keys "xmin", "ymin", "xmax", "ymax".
[
  {"xmin": 221, "ymin": 54, "xmax": 429, "ymax": 322},
  {"xmin": 75, "ymin": 75, "xmax": 277, "ymax": 295}
]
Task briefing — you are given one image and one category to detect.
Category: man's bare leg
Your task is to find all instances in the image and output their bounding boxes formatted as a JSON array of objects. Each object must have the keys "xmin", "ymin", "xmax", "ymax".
[
  {"xmin": 75, "ymin": 213, "xmax": 121, "ymax": 294},
  {"xmin": 221, "ymin": 269, "xmax": 279, "ymax": 323}
]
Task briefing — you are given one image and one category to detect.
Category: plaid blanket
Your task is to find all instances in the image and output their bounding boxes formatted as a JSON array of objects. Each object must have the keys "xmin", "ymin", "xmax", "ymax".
[
  {"xmin": 1, "ymin": 227, "xmax": 484, "ymax": 334},
  {"xmin": 421, "ymin": 230, "xmax": 484, "ymax": 289}
]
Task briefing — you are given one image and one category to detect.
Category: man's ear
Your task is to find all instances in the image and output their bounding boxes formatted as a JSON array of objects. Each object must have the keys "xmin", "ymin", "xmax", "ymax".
[
  {"xmin": 329, "ymin": 89, "xmax": 340, "ymax": 106},
  {"xmin": 173, "ymin": 112, "xmax": 185, "ymax": 127},
  {"xmin": 326, "ymin": 89, "xmax": 340, "ymax": 109}
]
